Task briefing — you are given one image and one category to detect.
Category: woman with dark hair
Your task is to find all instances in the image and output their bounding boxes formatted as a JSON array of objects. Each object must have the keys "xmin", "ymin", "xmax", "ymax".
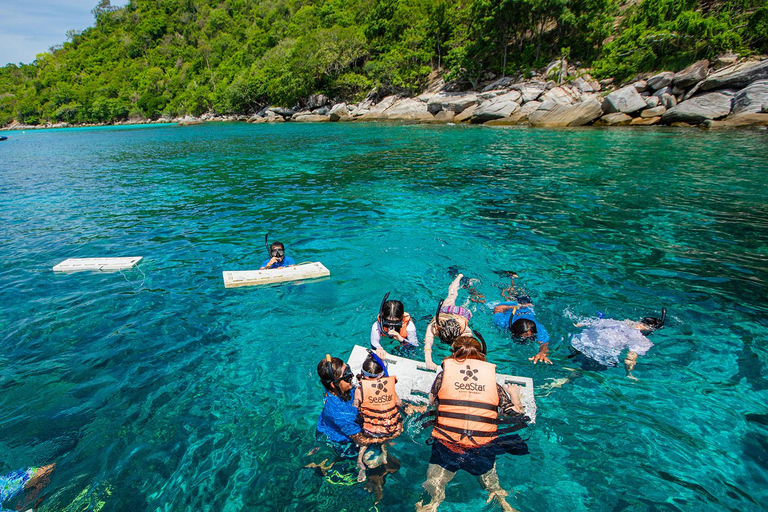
[
  {"xmin": 316, "ymin": 355, "xmax": 364, "ymax": 457},
  {"xmin": 424, "ymin": 274, "xmax": 474, "ymax": 370},
  {"xmin": 370, "ymin": 295, "xmax": 418, "ymax": 359},
  {"xmin": 417, "ymin": 337, "xmax": 530, "ymax": 512}
]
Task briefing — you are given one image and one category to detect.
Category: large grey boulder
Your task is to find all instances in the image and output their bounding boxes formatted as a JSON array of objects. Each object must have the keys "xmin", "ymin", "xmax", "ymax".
[
  {"xmin": 673, "ymin": 60, "xmax": 710, "ymax": 88},
  {"xmin": 700, "ymin": 60, "xmax": 768, "ymax": 91},
  {"xmin": 572, "ymin": 76, "xmax": 599, "ymax": 93},
  {"xmin": 633, "ymin": 80, "xmax": 648, "ymax": 93},
  {"xmin": 293, "ymin": 114, "xmax": 330, "ymax": 122},
  {"xmin": 306, "ymin": 94, "xmax": 330, "ymax": 109},
  {"xmin": 329, "ymin": 103, "xmax": 350, "ymax": 121},
  {"xmin": 731, "ymin": 80, "xmax": 768, "ymax": 115},
  {"xmin": 510, "ymin": 82, "xmax": 546, "ymax": 103},
  {"xmin": 528, "ymin": 99, "xmax": 602, "ymax": 127},
  {"xmin": 356, "ymin": 95, "xmax": 398, "ymax": 119},
  {"xmin": 268, "ymin": 107, "xmax": 295, "ymax": 118},
  {"xmin": 381, "ymin": 98, "xmax": 433, "ymax": 121},
  {"xmin": 645, "ymin": 96, "xmax": 661, "ymax": 108},
  {"xmin": 597, "ymin": 112, "xmax": 633, "ymax": 126},
  {"xmin": 661, "ymin": 93, "xmax": 677, "ymax": 109},
  {"xmin": 471, "ymin": 92, "xmax": 521, "ymax": 123},
  {"xmin": 647, "ymin": 72, "xmax": 675, "ymax": 90},
  {"xmin": 661, "ymin": 92, "xmax": 732, "ymax": 125},
  {"xmin": 641, "ymin": 106, "xmax": 666, "ymax": 118},
  {"xmin": 602, "ymin": 85, "xmax": 647, "ymax": 114},
  {"xmin": 426, "ymin": 93, "xmax": 479, "ymax": 115},
  {"xmin": 540, "ymin": 86, "xmax": 577, "ymax": 104}
]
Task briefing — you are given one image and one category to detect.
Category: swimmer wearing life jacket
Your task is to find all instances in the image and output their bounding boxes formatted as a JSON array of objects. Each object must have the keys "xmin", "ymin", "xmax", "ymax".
[
  {"xmin": 260, "ymin": 233, "xmax": 296, "ymax": 269},
  {"xmin": 416, "ymin": 336, "xmax": 530, "ymax": 512},
  {"xmin": 316, "ymin": 355, "xmax": 365, "ymax": 457},
  {"xmin": 352, "ymin": 351, "xmax": 404, "ymax": 483},
  {"xmin": 370, "ymin": 292, "xmax": 418, "ymax": 359},
  {"xmin": 424, "ymin": 274, "xmax": 474, "ymax": 371}
]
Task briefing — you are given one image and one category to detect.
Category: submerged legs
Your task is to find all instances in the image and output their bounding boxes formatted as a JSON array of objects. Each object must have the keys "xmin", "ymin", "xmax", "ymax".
[{"xmin": 416, "ymin": 463, "xmax": 456, "ymax": 512}]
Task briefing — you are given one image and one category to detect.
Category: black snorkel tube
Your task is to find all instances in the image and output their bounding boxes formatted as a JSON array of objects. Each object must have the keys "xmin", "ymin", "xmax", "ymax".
[
  {"xmin": 378, "ymin": 292, "xmax": 391, "ymax": 333},
  {"xmin": 264, "ymin": 232, "xmax": 270, "ymax": 256},
  {"xmin": 367, "ymin": 349, "xmax": 389, "ymax": 377},
  {"xmin": 659, "ymin": 307, "xmax": 667, "ymax": 328},
  {"xmin": 433, "ymin": 299, "xmax": 444, "ymax": 338},
  {"xmin": 324, "ymin": 354, "xmax": 340, "ymax": 393},
  {"xmin": 473, "ymin": 330, "xmax": 488, "ymax": 355}
]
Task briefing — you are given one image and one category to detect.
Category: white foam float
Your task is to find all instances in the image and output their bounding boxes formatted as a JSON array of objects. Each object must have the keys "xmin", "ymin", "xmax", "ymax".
[
  {"xmin": 222, "ymin": 261, "xmax": 330, "ymax": 288},
  {"xmin": 53, "ymin": 257, "xmax": 143, "ymax": 272},
  {"xmin": 346, "ymin": 344, "xmax": 536, "ymax": 422}
]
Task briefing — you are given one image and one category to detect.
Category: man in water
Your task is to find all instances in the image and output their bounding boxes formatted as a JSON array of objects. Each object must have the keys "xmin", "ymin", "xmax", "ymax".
[{"xmin": 260, "ymin": 241, "xmax": 295, "ymax": 269}]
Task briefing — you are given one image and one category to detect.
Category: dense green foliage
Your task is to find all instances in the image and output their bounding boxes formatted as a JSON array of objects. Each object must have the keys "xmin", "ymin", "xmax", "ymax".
[{"xmin": 0, "ymin": 0, "xmax": 765, "ymax": 126}]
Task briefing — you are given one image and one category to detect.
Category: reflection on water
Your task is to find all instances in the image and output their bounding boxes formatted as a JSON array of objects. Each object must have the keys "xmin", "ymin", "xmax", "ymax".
[{"xmin": 0, "ymin": 123, "xmax": 767, "ymax": 511}]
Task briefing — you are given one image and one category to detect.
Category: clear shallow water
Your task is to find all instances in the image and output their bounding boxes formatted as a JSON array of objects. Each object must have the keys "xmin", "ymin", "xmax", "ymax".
[{"xmin": 1, "ymin": 122, "xmax": 767, "ymax": 511}]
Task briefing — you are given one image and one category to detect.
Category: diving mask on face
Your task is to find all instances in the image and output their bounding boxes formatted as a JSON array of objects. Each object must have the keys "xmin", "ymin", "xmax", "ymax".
[
  {"xmin": 271, "ymin": 248, "xmax": 285, "ymax": 257},
  {"xmin": 381, "ymin": 320, "xmax": 402, "ymax": 332},
  {"xmin": 340, "ymin": 365, "xmax": 354, "ymax": 382}
]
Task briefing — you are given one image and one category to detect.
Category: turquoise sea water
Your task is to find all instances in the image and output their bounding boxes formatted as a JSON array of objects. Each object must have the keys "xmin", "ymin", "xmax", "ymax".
[{"xmin": 1, "ymin": 122, "xmax": 767, "ymax": 511}]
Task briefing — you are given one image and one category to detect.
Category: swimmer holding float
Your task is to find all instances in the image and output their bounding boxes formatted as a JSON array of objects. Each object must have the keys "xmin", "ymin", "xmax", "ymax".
[{"xmin": 260, "ymin": 233, "xmax": 295, "ymax": 270}]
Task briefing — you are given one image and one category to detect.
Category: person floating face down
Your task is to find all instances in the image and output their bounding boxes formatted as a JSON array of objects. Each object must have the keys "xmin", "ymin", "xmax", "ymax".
[
  {"xmin": 416, "ymin": 336, "xmax": 530, "ymax": 512},
  {"xmin": 260, "ymin": 241, "xmax": 296, "ymax": 270},
  {"xmin": 424, "ymin": 273, "xmax": 474, "ymax": 371},
  {"xmin": 493, "ymin": 293, "xmax": 551, "ymax": 365},
  {"xmin": 0, "ymin": 464, "xmax": 56, "ymax": 511},
  {"xmin": 352, "ymin": 351, "xmax": 404, "ymax": 484},
  {"xmin": 370, "ymin": 293, "xmax": 418, "ymax": 360},
  {"xmin": 572, "ymin": 308, "xmax": 667, "ymax": 380}
]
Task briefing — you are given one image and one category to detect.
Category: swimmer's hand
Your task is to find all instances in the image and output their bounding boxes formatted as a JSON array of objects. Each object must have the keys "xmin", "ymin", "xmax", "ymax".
[
  {"xmin": 375, "ymin": 347, "xmax": 388, "ymax": 360},
  {"xmin": 404, "ymin": 404, "xmax": 427, "ymax": 415},
  {"xmin": 529, "ymin": 351, "xmax": 552, "ymax": 365},
  {"xmin": 425, "ymin": 360, "xmax": 439, "ymax": 371},
  {"xmin": 386, "ymin": 329, "xmax": 405, "ymax": 342},
  {"xmin": 261, "ymin": 256, "xmax": 280, "ymax": 269}
]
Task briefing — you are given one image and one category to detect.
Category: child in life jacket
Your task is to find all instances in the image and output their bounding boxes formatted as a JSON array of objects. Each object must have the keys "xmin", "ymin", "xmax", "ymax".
[
  {"xmin": 370, "ymin": 293, "xmax": 418, "ymax": 359},
  {"xmin": 353, "ymin": 351, "xmax": 404, "ymax": 483}
]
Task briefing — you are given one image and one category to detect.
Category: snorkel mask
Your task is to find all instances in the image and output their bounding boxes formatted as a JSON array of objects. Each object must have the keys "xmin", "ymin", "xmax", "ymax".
[
  {"xmin": 433, "ymin": 299, "xmax": 444, "ymax": 337},
  {"xmin": 641, "ymin": 307, "xmax": 667, "ymax": 333}
]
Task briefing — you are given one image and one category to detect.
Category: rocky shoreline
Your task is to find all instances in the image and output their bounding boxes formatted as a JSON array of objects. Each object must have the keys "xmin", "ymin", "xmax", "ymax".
[{"xmin": 4, "ymin": 57, "xmax": 767, "ymax": 132}]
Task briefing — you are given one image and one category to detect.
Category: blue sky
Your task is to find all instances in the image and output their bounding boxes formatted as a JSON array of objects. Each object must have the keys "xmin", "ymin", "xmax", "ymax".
[{"xmin": 1, "ymin": 1, "xmax": 104, "ymax": 66}]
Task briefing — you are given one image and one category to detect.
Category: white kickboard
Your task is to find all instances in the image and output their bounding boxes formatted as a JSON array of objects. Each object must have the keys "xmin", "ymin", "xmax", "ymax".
[
  {"xmin": 347, "ymin": 345, "xmax": 536, "ymax": 423},
  {"xmin": 222, "ymin": 262, "xmax": 330, "ymax": 288},
  {"xmin": 53, "ymin": 257, "xmax": 143, "ymax": 272}
]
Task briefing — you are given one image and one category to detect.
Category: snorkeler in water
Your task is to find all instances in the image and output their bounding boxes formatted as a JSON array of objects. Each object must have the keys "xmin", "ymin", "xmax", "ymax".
[
  {"xmin": 0, "ymin": 464, "xmax": 55, "ymax": 511},
  {"xmin": 370, "ymin": 293, "xmax": 418, "ymax": 359},
  {"xmin": 260, "ymin": 233, "xmax": 296, "ymax": 269},
  {"xmin": 424, "ymin": 273, "xmax": 474, "ymax": 370},
  {"xmin": 315, "ymin": 355, "xmax": 365, "ymax": 458},
  {"xmin": 571, "ymin": 308, "xmax": 667, "ymax": 380},
  {"xmin": 352, "ymin": 351, "xmax": 404, "ymax": 483},
  {"xmin": 490, "ymin": 272, "xmax": 552, "ymax": 365}
]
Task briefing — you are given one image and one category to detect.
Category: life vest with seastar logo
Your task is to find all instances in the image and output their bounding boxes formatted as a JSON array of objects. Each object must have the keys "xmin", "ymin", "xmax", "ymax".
[
  {"xmin": 360, "ymin": 376, "xmax": 402, "ymax": 437},
  {"xmin": 432, "ymin": 358, "xmax": 498, "ymax": 448}
]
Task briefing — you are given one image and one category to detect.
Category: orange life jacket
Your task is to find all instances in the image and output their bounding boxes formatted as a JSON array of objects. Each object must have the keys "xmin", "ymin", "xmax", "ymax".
[
  {"xmin": 432, "ymin": 358, "xmax": 499, "ymax": 448},
  {"xmin": 359, "ymin": 376, "xmax": 402, "ymax": 438},
  {"xmin": 377, "ymin": 313, "xmax": 412, "ymax": 340}
]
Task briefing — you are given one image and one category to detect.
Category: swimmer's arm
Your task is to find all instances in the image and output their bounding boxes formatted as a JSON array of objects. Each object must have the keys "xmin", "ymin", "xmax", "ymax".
[
  {"xmin": 493, "ymin": 304, "xmax": 517, "ymax": 314},
  {"xmin": 405, "ymin": 320, "xmax": 419, "ymax": 346},
  {"xmin": 624, "ymin": 351, "xmax": 639, "ymax": 380},
  {"xmin": 424, "ymin": 321, "xmax": 438, "ymax": 370},
  {"xmin": 370, "ymin": 323, "xmax": 384, "ymax": 351},
  {"xmin": 353, "ymin": 387, "xmax": 362, "ymax": 408},
  {"xmin": 499, "ymin": 384, "xmax": 525, "ymax": 415}
]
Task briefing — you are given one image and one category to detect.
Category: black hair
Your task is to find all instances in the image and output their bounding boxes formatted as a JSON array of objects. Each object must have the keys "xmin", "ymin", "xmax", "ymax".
[
  {"xmin": 317, "ymin": 356, "xmax": 351, "ymax": 401},
  {"xmin": 640, "ymin": 307, "xmax": 667, "ymax": 334},
  {"xmin": 450, "ymin": 336, "xmax": 486, "ymax": 361},
  {"xmin": 270, "ymin": 241, "xmax": 285, "ymax": 251},
  {"xmin": 381, "ymin": 300, "xmax": 404, "ymax": 321},
  {"xmin": 510, "ymin": 318, "xmax": 537, "ymax": 339},
  {"xmin": 358, "ymin": 355, "xmax": 385, "ymax": 380},
  {"xmin": 437, "ymin": 319, "xmax": 463, "ymax": 345}
]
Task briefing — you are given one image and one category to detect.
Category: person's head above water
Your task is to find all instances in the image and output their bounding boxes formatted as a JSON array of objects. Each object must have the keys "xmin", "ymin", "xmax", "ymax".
[
  {"xmin": 638, "ymin": 307, "xmax": 667, "ymax": 335},
  {"xmin": 450, "ymin": 336, "xmax": 486, "ymax": 362},
  {"xmin": 510, "ymin": 318, "xmax": 537, "ymax": 340},
  {"xmin": 379, "ymin": 295, "xmax": 405, "ymax": 331},
  {"xmin": 432, "ymin": 299, "xmax": 463, "ymax": 345},
  {"xmin": 317, "ymin": 355, "xmax": 354, "ymax": 400},
  {"xmin": 269, "ymin": 242, "xmax": 286, "ymax": 261}
]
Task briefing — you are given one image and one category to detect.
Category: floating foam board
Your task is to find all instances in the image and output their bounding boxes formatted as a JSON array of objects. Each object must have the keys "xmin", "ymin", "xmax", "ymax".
[
  {"xmin": 347, "ymin": 344, "xmax": 536, "ymax": 423},
  {"xmin": 53, "ymin": 257, "xmax": 143, "ymax": 272},
  {"xmin": 222, "ymin": 262, "xmax": 330, "ymax": 288}
]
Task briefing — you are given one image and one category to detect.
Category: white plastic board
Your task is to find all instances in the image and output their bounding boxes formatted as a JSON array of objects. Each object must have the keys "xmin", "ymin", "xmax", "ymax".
[
  {"xmin": 222, "ymin": 262, "xmax": 330, "ymax": 288},
  {"xmin": 347, "ymin": 344, "xmax": 536, "ymax": 423},
  {"xmin": 53, "ymin": 257, "xmax": 143, "ymax": 272}
]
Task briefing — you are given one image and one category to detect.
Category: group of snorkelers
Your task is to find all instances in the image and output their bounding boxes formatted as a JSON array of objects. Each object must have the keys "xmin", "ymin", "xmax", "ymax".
[{"xmin": 266, "ymin": 239, "xmax": 668, "ymax": 510}]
